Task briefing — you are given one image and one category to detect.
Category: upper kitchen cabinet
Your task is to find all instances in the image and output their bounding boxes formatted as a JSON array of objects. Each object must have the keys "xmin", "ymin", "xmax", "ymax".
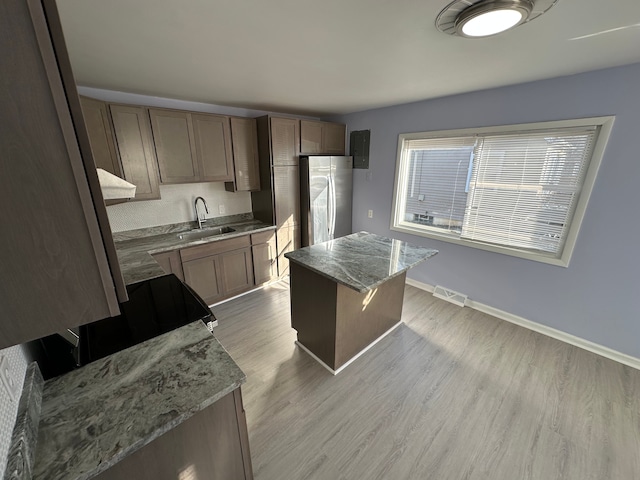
[
  {"xmin": 149, "ymin": 108, "xmax": 199, "ymax": 183},
  {"xmin": 225, "ymin": 117, "xmax": 260, "ymax": 192},
  {"xmin": 300, "ymin": 120, "xmax": 346, "ymax": 155},
  {"xmin": 149, "ymin": 108, "xmax": 233, "ymax": 184},
  {"xmin": 110, "ymin": 104, "xmax": 161, "ymax": 200},
  {"xmin": 270, "ymin": 117, "xmax": 300, "ymax": 166},
  {"xmin": 79, "ymin": 96, "xmax": 122, "ymax": 177},
  {"xmin": 0, "ymin": 0, "xmax": 126, "ymax": 348},
  {"xmin": 192, "ymin": 113, "xmax": 234, "ymax": 182}
]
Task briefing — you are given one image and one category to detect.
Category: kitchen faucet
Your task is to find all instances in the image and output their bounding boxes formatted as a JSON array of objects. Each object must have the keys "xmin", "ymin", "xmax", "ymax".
[{"xmin": 194, "ymin": 196, "xmax": 209, "ymax": 229}]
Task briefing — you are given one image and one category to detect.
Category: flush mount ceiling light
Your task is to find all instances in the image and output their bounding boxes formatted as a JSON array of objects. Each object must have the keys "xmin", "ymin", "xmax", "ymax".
[{"xmin": 436, "ymin": 0, "xmax": 559, "ymax": 38}]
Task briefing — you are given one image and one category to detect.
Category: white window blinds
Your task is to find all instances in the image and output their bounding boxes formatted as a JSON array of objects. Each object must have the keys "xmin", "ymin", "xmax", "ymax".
[
  {"xmin": 461, "ymin": 127, "xmax": 598, "ymax": 254},
  {"xmin": 403, "ymin": 137, "xmax": 476, "ymax": 232}
]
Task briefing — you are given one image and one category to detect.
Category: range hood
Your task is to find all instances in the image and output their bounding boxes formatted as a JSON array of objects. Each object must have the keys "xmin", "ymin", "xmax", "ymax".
[{"xmin": 96, "ymin": 168, "xmax": 136, "ymax": 200}]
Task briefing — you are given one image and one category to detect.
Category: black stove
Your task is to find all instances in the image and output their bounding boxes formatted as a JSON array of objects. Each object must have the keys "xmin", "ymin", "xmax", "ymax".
[
  {"xmin": 79, "ymin": 274, "xmax": 214, "ymax": 365},
  {"xmin": 30, "ymin": 274, "xmax": 214, "ymax": 379}
]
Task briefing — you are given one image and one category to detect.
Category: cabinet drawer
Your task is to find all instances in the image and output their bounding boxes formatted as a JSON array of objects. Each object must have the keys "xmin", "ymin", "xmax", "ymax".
[
  {"xmin": 251, "ymin": 230, "xmax": 276, "ymax": 245},
  {"xmin": 180, "ymin": 235, "xmax": 251, "ymax": 263}
]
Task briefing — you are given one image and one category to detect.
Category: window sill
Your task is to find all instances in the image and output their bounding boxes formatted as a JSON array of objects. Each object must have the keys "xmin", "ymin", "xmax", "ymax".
[{"xmin": 391, "ymin": 223, "xmax": 570, "ymax": 267}]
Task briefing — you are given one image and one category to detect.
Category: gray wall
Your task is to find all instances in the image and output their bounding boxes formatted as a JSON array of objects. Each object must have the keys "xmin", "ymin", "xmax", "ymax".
[{"xmin": 332, "ymin": 62, "xmax": 640, "ymax": 359}]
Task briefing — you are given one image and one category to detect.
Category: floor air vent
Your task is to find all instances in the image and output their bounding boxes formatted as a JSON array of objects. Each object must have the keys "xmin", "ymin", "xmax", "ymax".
[{"xmin": 433, "ymin": 285, "xmax": 467, "ymax": 307}]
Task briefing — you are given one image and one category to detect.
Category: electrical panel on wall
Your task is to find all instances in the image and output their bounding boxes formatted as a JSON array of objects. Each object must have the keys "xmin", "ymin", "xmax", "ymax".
[{"xmin": 350, "ymin": 130, "xmax": 370, "ymax": 169}]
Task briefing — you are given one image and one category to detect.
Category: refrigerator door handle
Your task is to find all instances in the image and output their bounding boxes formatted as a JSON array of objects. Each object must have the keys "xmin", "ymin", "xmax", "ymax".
[
  {"xmin": 326, "ymin": 175, "xmax": 333, "ymax": 239},
  {"xmin": 328, "ymin": 174, "xmax": 337, "ymax": 239}
]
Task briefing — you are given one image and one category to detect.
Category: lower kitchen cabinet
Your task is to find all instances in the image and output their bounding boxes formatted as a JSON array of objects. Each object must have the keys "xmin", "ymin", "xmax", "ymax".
[
  {"xmin": 180, "ymin": 235, "xmax": 255, "ymax": 305},
  {"xmin": 219, "ymin": 248, "xmax": 254, "ymax": 297},
  {"xmin": 182, "ymin": 255, "xmax": 224, "ymax": 305},
  {"xmin": 276, "ymin": 225, "xmax": 300, "ymax": 277},
  {"xmin": 152, "ymin": 250, "xmax": 184, "ymax": 281},
  {"xmin": 251, "ymin": 231, "xmax": 277, "ymax": 285},
  {"xmin": 93, "ymin": 388, "xmax": 253, "ymax": 480}
]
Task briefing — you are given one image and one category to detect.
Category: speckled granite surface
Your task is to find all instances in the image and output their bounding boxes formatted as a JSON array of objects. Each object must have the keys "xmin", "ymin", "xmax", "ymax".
[
  {"xmin": 3, "ymin": 363, "xmax": 43, "ymax": 480},
  {"xmin": 112, "ymin": 213, "xmax": 254, "ymax": 242},
  {"xmin": 285, "ymin": 231, "xmax": 438, "ymax": 293},
  {"xmin": 115, "ymin": 219, "xmax": 275, "ymax": 285},
  {"xmin": 33, "ymin": 321, "xmax": 245, "ymax": 480}
]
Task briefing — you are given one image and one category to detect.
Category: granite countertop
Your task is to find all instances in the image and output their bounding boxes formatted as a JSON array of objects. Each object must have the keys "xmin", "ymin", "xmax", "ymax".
[
  {"xmin": 32, "ymin": 321, "xmax": 246, "ymax": 480},
  {"xmin": 284, "ymin": 231, "xmax": 438, "ymax": 293},
  {"xmin": 115, "ymin": 217, "xmax": 275, "ymax": 285}
]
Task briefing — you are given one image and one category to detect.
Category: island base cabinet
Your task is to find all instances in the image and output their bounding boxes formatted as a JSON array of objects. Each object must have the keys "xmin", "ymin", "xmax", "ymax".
[
  {"xmin": 290, "ymin": 263, "xmax": 406, "ymax": 371},
  {"xmin": 93, "ymin": 388, "xmax": 253, "ymax": 480}
]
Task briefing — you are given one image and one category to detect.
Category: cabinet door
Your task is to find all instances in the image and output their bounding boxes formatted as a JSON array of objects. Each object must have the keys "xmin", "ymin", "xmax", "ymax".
[
  {"xmin": 276, "ymin": 225, "xmax": 300, "ymax": 277},
  {"xmin": 149, "ymin": 108, "xmax": 199, "ymax": 184},
  {"xmin": 192, "ymin": 113, "xmax": 233, "ymax": 182},
  {"xmin": 300, "ymin": 120, "xmax": 322, "ymax": 154},
  {"xmin": 226, "ymin": 117, "xmax": 260, "ymax": 191},
  {"xmin": 182, "ymin": 256, "xmax": 223, "ymax": 306},
  {"xmin": 322, "ymin": 123, "xmax": 347, "ymax": 155},
  {"xmin": 92, "ymin": 389, "xmax": 252, "ymax": 480},
  {"xmin": 273, "ymin": 166, "xmax": 300, "ymax": 227},
  {"xmin": 152, "ymin": 250, "xmax": 184, "ymax": 281},
  {"xmin": 270, "ymin": 117, "xmax": 299, "ymax": 166},
  {"xmin": 252, "ymin": 235, "xmax": 277, "ymax": 285},
  {"xmin": 219, "ymin": 247, "xmax": 254, "ymax": 297},
  {"xmin": 110, "ymin": 105, "xmax": 161, "ymax": 200},
  {"xmin": 79, "ymin": 96, "xmax": 122, "ymax": 177},
  {"xmin": 0, "ymin": 0, "xmax": 123, "ymax": 348}
]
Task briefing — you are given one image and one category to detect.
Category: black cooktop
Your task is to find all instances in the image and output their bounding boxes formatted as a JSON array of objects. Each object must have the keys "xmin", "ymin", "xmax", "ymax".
[{"xmin": 78, "ymin": 273, "xmax": 213, "ymax": 365}]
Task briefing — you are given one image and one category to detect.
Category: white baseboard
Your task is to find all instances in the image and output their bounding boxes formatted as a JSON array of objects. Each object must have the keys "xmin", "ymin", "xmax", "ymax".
[
  {"xmin": 405, "ymin": 278, "xmax": 640, "ymax": 371},
  {"xmin": 296, "ymin": 321, "xmax": 403, "ymax": 375}
]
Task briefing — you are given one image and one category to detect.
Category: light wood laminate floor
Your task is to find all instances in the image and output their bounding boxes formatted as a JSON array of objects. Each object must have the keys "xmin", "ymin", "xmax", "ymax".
[{"xmin": 212, "ymin": 281, "xmax": 640, "ymax": 480}]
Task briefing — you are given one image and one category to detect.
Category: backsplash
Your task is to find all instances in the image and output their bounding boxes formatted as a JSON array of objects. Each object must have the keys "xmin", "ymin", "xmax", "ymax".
[
  {"xmin": 107, "ymin": 182, "xmax": 252, "ymax": 232},
  {"xmin": 0, "ymin": 345, "xmax": 29, "ymax": 477}
]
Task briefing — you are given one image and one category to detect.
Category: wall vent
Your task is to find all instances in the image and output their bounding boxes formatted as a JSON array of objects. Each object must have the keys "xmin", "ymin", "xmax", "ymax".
[{"xmin": 433, "ymin": 285, "xmax": 467, "ymax": 307}]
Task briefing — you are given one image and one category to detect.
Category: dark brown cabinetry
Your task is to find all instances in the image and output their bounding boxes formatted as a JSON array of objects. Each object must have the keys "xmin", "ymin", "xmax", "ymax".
[
  {"xmin": 192, "ymin": 113, "xmax": 234, "ymax": 182},
  {"xmin": 180, "ymin": 236, "xmax": 254, "ymax": 305},
  {"xmin": 148, "ymin": 108, "xmax": 233, "ymax": 184},
  {"xmin": 0, "ymin": 0, "xmax": 126, "ymax": 348},
  {"xmin": 79, "ymin": 96, "xmax": 122, "ymax": 177},
  {"xmin": 110, "ymin": 104, "xmax": 161, "ymax": 201},
  {"xmin": 225, "ymin": 117, "xmax": 261, "ymax": 192},
  {"xmin": 251, "ymin": 116, "xmax": 302, "ymax": 278},
  {"xmin": 151, "ymin": 250, "xmax": 184, "ymax": 281},
  {"xmin": 300, "ymin": 120, "xmax": 346, "ymax": 155},
  {"xmin": 94, "ymin": 388, "xmax": 253, "ymax": 480},
  {"xmin": 251, "ymin": 231, "xmax": 277, "ymax": 285},
  {"xmin": 276, "ymin": 224, "xmax": 301, "ymax": 277}
]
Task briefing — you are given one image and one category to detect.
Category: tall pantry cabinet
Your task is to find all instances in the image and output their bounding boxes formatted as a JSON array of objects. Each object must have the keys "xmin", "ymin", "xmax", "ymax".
[{"xmin": 251, "ymin": 117, "xmax": 301, "ymax": 277}]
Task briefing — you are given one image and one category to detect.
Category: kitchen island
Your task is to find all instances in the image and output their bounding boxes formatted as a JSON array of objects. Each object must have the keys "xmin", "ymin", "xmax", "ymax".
[{"xmin": 284, "ymin": 231, "xmax": 438, "ymax": 374}]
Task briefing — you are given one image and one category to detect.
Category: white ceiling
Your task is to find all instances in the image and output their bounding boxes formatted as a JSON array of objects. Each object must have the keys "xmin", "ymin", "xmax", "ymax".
[{"xmin": 56, "ymin": 0, "xmax": 640, "ymax": 116}]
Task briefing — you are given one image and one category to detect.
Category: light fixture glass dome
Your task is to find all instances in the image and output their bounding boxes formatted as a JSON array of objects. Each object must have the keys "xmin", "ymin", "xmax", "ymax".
[
  {"xmin": 454, "ymin": 0, "xmax": 534, "ymax": 38},
  {"xmin": 461, "ymin": 9, "xmax": 524, "ymax": 37}
]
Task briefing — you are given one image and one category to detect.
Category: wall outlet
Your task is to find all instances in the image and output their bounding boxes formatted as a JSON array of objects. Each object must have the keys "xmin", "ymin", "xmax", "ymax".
[
  {"xmin": 219, "ymin": 204, "xmax": 226, "ymax": 215},
  {"xmin": 0, "ymin": 355, "xmax": 18, "ymax": 402},
  {"xmin": 368, "ymin": 210, "xmax": 373, "ymax": 218},
  {"xmin": 366, "ymin": 172, "xmax": 373, "ymax": 182}
]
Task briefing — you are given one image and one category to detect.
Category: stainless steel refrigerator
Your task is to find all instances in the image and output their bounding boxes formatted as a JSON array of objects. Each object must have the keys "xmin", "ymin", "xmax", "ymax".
[{"xmin": 300, "ymin": 156, "xmax": 353, "ymax": 246}]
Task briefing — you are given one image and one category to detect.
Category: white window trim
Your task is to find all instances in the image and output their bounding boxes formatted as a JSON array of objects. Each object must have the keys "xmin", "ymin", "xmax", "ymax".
[{"xmin": 390, "ymin": 116, "xmax": 615, "ymax": 267}]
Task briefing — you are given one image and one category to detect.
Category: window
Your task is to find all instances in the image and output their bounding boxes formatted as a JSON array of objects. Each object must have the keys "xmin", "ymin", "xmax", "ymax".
[{"xmin": 391, "ymin": 117, "xmax": 614, "ymax": 266}]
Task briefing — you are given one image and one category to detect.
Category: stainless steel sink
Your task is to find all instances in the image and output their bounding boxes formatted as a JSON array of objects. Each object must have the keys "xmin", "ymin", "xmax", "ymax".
[{"xmin": 176, "ymin": 226, "xmax": 235, "ymax": 241}]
